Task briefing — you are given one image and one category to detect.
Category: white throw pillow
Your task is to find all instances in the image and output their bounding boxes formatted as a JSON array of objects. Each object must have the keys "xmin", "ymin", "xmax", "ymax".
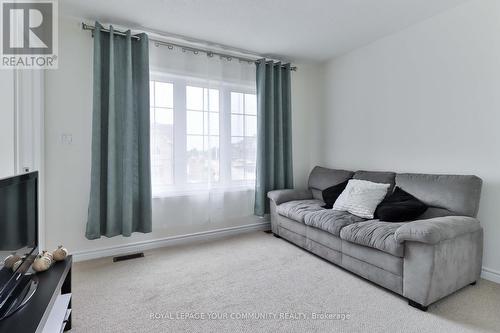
[{"xmin": 332, "ymin": 179, "xmax": 390, "ymax": 219}]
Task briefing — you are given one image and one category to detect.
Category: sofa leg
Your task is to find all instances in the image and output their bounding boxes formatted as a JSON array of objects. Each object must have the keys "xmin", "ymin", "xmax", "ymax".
[
  {"xmin": 408, "ymin": 300, "xmax": 428, "ymax": 312},
  {"xmin": 273, "ymin": 233, "xmax": 281, "ymax": 239},
  {"xmin": 470, "ymin": 281, "xmax": 477, "ymax": 286}
]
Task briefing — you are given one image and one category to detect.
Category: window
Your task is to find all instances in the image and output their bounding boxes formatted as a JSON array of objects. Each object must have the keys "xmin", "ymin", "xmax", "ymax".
[
  {"xmin": 230, "ymin": 92, "xmax": 257, "ymax": 181},
  {"xmin": 186, "ymin": 86, "xmax": 220, "ymax": 183},
  {"xmin": 150, "ymin": 73, "xmax": 257, "ymax": 196},
  {"xmin": 150, "ymin": 81, "xmax": 174, "ymax": 187}
]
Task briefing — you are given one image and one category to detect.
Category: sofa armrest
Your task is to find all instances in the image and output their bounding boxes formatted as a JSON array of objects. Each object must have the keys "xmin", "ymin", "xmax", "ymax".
[
  {"xmin": 394, "ymin": 216, "xmax": 481, "ymax": 245},
  {"xmin": 267, "ymin": 189, "xmax": 313, "ymax": 205}
]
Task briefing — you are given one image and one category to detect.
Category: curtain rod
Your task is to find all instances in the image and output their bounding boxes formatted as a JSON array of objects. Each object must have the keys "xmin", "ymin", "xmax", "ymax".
[{"xmin": 81, "ymin": 23, "xmax": 297, "ymax": 71}]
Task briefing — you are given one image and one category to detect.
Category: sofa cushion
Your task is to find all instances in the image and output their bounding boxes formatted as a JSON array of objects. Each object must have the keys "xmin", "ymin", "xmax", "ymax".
[
  {"xmin": 340, "ymin": 220, "xmax": 405, "ymax": 257},
  {"xmin": 353, "ymin": 170, "xmax": 396, "ymax": 196},
  {"xmin": 395, "ymin": 173, "xmax": 482, "ymax": 217},
  {"xmin": 308, "ymin": 166, "xmax": 354, "ymax": 200},
  {"xmin": 304, "ymin": 210, "xmax": 365, "ymax": 236},
  {"xmin": 276, "ymin": 199, "xmax": 324, "ymax": 222}
]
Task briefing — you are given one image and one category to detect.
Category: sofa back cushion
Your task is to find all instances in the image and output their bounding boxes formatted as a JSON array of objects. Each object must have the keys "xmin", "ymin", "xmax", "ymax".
[
  {"xmin": 353, "ymin": 170, "xmax": 396, "ymax": 196},
  {"xmin": 307, "ymin": 167, "xmax": 483, "ymax": 217},
  {"xmin": 395, "ymin": 173, "xmax": 482, "ymax": 217},
  {"xmin": 308, "ymin": 166, "xmax": 353, "ymax": 200}
]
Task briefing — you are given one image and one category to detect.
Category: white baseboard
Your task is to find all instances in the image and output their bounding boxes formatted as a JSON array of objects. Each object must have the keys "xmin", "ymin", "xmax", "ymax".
[
  {"xmin": 72, "ymin": 222, "xmax": 270, "ymax": 262},
  {"xmin": 481, "ymin": 267, "xmax": 500, "ymax": 284}
]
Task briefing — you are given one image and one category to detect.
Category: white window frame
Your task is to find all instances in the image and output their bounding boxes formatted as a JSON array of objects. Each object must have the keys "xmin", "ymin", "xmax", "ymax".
[{"xmin": 151, "ymin": 71, "xmax": 256, "ymax": 197}]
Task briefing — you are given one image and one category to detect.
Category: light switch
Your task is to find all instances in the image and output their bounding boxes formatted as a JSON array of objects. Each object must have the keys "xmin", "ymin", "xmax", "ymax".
[{"xmin": 61, "ymin": 134, "xmax": 73, "ymax": 145}]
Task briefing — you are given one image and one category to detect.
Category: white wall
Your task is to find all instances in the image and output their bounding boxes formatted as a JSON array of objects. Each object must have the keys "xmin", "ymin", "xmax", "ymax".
[
  {"xmin": 0, "ymin": 70, "xmax": 15, "ymax": 178},
  {"xmin": 44, "ymin": 17, "xmax": 323, "ymax": 255},
  {"xmin": 291, "ymin": 62, "xmax": 324, "ymax": 188},
  {"xmin": 321, "ymin": 0, "xmax": 500, "ymax": 277}
]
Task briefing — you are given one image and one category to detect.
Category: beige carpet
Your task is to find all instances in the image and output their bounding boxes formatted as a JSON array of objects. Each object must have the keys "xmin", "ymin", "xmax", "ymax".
[{"xmin": 72, "ymin": 231, "xmax": 500, "ymax": 333}]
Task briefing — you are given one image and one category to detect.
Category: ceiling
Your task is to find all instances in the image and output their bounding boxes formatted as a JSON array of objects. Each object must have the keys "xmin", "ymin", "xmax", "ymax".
[{"xmin": 61, "ymin": 0, "xmax": 469, "ymax": 62}]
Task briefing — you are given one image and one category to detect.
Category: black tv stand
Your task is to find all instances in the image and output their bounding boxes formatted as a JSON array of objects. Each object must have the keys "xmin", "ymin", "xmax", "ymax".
[
  {"xmin": 0, "ymin": 256, "xmax": 72, "ymax": 332},
  {"xmin": 0, "ymin": 274, "xmax": 39, "ymax": 319}
]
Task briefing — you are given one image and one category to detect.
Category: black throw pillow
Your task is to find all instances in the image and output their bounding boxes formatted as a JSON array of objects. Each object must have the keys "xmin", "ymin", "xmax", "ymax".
[
  {"xmin": 321, "ymin": 180, "xmax": 349, "ymax": 209},
  {"xmin": 375, "ymin": 187, "xmax": 428, "ymax": 222}
]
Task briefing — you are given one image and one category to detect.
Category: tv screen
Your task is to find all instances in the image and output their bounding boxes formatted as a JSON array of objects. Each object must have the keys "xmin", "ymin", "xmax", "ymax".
[{"xmin": 0, "ymin": 172, "xmax": 38, "ymax": 299}]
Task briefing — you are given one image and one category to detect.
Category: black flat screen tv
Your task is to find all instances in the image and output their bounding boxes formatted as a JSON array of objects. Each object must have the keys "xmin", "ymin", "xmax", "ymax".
[{"xmin": 0, "ymin": 172, "xmax": 38, "ymax": 313}]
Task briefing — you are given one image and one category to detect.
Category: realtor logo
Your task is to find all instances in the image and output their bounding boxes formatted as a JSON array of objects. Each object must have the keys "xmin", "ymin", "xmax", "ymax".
[{"xmin": 1, "ymin": 0, "xmax": 58, "ymax": 68}]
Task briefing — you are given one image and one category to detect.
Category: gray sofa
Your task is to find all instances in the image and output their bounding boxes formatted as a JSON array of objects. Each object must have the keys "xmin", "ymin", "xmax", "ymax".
[{"xmin": 268, "ymin": 166, "xmax": 483, "ymax": 311}]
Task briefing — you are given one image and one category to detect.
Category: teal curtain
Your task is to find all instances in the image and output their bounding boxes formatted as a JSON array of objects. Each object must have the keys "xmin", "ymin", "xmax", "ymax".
[
  {"xmin": 86, "ymin": 22, "xmax": 152, "ymax": 239},
  {"xmin": 254, "ymin": 60, "xmax": 293, "ymax": 216}
]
